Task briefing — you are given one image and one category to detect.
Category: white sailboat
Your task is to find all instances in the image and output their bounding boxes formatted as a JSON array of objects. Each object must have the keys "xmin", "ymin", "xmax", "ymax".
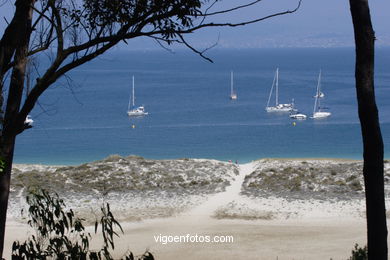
[
  {"xmin": 265, "ymin": 68, "xmax": 295, "ymax": 112},
  {"xmin": 230, "ymin": 71, "xmax": 237, "ymax": 100},
  {"xmin": 311, "ymin": 70, "xmax": 331, "ymax": 119},
  {"xmin": 127, "ymin": 76, "xmax": 148, "ymax": 117}
]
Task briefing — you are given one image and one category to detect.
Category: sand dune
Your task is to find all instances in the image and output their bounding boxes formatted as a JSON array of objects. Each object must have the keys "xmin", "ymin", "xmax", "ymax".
[{"xmin": 5, "ymin": 157, "xmax": 390, "ymax": 259}]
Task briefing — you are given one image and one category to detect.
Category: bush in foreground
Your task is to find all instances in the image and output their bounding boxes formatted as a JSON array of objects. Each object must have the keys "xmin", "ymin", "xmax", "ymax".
[
  {"xmin": 348, "ymin": 243, "xmax": 367, "ymax": 260},
  {"xmin": 12, "ymin": 189, "xmax": 153, "ymax": 260}
]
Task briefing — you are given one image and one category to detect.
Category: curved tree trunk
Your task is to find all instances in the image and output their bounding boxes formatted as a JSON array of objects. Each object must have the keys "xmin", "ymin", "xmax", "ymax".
[
  {"xmin": 0, "ymin": 0, "xmax": 35, "ymax": 258},
  {"xmin": 349, "ymin": 0, "xmax": 388, "ymax": 259}
]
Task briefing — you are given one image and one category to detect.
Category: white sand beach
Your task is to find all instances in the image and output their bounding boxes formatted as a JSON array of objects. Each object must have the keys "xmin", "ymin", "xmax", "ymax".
[{"xmin": 4, "ymin": 158, "xmax": 389, "ymax": 259}]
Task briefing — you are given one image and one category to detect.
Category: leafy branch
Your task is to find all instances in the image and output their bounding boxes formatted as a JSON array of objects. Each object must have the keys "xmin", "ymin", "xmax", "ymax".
[{"xmin": 12, "ymin": 189, "xmax": 154, "ymax": 260}]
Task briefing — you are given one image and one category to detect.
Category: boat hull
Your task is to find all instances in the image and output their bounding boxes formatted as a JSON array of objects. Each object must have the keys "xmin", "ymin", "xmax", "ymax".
[
  {"xmin": 266, "ymin": 104, "xmax": 295, "ymax": 113},
  {"xmin": 127, "ymin": 111, "xmax": 148, "ymax": 117},
  {"xmin": 290, "ymin": 113, "xmax": 307, "ymax": 120},
  {"xmin": 127, "ymin": 106, "xmax": 148, "ymax": 117},
  {"xmin": 311, "ymin": 111, "xmax": 331, "ymax": 119}
]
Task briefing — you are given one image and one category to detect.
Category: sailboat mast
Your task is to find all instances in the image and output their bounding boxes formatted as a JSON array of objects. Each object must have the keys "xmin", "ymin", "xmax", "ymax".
[
  {"xmin": 266, "ymin": 69, "xmax": 276, "ymax": 108},
  {"xmin": 313, "ymin": 71, "xmax": 321, "ymax": 114},
  {"xmin": 275, "ymin": 68, "xmax": 279, "ymax": 105},
  {"xmin": 132, "ymin": 75, "xmax": 135, "ymax": 107},
  {"xmin": 317, "ymin": 70, "xmax": 322, "ymax": 111},
  {"xmin": 127, "ymin": 76, "xmax": 132, "ymax": 111},
  {"xmin": 230, "ymin": 71, "xmax": 233, "ymax": 96}
]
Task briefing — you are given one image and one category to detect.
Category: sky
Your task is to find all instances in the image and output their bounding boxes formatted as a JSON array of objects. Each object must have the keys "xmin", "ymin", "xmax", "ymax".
[
  {"xmin": 1, "ymin": 0, "xmax": 389, "ymax": 49},
  {"xmin": 119, "ymin": 0, "xmax": 390, "ymax": 49},
  {"xmin": 176, "ymin": 0, "xmax": 390, "ymax": 49}
]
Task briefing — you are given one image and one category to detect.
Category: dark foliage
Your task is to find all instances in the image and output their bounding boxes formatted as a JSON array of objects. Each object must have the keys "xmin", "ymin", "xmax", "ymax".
[
  {"xmin": 12, "ymin": 189, "xmax": 153, "ymax": 260},
  {"xmin": 348, "ymin": 244, "xmax": 368, "ymax": 260}
]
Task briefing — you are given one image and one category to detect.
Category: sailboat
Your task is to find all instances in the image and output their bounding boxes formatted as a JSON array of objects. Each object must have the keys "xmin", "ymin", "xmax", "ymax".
[
  {"xmin": 289, "ymin": 99, "xmax": 307, "ymax": 120},
  {"xmin": 265, "ymin": 68, "xmax": 295, "ymax": 112},
  {"xmin": 311, "ymin": 70, "xmax": 331, "ymax": 119},
  {"xmin": 127, "ymin": 75, "xmax": 148, "ymax": 117},
  {"xmin": 229, "ymin": 71, "xmax": 237, "ymax": 100}
]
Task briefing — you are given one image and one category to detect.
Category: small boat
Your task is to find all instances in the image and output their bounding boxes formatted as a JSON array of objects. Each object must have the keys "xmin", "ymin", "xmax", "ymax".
[
  {"xmin": 265, "ymin": 68, "xmax": 295, "ymax": 112},
  {"xmin": 24, "ymin": 115, "xmax": 34, "ymax": 126},
  {"xmin": 127, "ymin": 76, "xmax": 148, "ymax": 117},
  {"xmin": 290, "ymin": 113, "xmax": 307, "ymax": 120},
  {"xmin": 230, "ymin": 71, "xmax": 237, "ymax": 100},
  {"xmin": 311, "ymin": 70, "xmax": 331, "ymax": 119},
  {"xmin": 289, "ymin": 100, "xmax": 307, "ymax": 120}
]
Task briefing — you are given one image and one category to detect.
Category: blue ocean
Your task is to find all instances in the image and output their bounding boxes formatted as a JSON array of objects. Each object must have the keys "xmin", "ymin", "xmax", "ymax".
[{"xmin": 14, "ymin": 48, "xmax": 390, "ymax": 165}]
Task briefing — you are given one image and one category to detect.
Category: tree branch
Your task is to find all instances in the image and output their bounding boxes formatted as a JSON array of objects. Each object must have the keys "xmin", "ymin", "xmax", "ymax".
[
  {"xmin": 183, "ymin": 0, "xmax": 302, "ymax": 33},
  {"xmin": 19, "ymin": 40, "xmax": 118, "ymax": 121},
  {"xmin": 200, "ymin": 0, "xmax": 264, "ymax": 17},
  {"xmin": 177, "ymin": 34, "xmax": 217, "ymax": 63},
  {"xmin": 48, "ymin": 0, "xmax": 64, "ymax": 54}
]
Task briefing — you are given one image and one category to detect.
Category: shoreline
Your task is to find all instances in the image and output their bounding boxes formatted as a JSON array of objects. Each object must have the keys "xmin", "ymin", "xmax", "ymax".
[{"xmin": 12, "ymin": 155, "xmax": 370, "ymax": 167}]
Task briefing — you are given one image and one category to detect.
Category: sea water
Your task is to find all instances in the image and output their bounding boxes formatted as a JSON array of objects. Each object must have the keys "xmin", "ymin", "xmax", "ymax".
[{"xmin": 14, "ymin": 48, "xmax": 390, "ymax": 165}]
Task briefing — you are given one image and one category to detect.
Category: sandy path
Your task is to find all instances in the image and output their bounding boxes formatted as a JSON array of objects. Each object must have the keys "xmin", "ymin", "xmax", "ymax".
[
  {"xmin": 185, "ymin": 162, "xmax": 255, "ymax": 219},
  {"xmin": 3, "ymin": 162, "xmax": 369, "ymax": 260}
]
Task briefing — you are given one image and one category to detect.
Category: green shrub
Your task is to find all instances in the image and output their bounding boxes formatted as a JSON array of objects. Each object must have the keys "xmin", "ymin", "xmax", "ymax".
[
  {"xmin": 12, "ymin": 189, "xmax": 154, "ymax": 260},
  {"xmin": 348, "ymin": 243, "xmax": 367, "ymax": 260}
]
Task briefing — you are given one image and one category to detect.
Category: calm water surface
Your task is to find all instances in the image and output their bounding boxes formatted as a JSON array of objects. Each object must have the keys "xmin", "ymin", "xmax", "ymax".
[{"xmin": 14, "ymin": 48, "xmax": 390, "ymax": 164}]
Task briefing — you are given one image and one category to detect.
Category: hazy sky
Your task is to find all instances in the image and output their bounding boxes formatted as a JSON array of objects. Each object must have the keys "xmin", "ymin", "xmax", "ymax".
[
  {"xmin": 1, "ymin": 0, "xmax": 389, "ymax": 49},
  {"xmin": 167, "ymin": 0, "xmax": 390, "ymax": 49}
]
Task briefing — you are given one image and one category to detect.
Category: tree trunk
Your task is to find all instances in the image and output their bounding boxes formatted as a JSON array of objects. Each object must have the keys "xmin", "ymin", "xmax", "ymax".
[
  {"xmin": 0, "ymin": 0, "xmax": 35, "ymax": 258},
  {"xmin": 0, "ymin": 138, "xmax": 15, "ymax": 259},
  {"xmin": 0, "ymin": 0, "xmax": 32, "ymax": 127},
  {"xmin": 349, "ymin": 0, "xmax": 388, "ymax": 259}
]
